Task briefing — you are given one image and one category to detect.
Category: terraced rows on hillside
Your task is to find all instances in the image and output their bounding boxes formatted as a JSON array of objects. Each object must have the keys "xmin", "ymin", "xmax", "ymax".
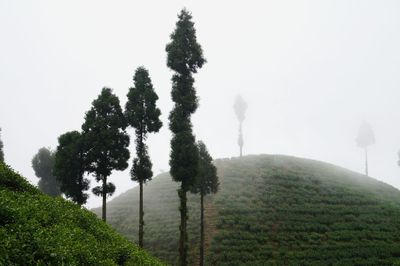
[{"xmin": 94, "ymin": 155, "xmax": 400, "ymax": 265}]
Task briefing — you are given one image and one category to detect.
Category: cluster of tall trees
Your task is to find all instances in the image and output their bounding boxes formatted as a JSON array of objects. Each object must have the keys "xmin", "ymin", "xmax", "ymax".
[{"xmin": 28, "ymin": 9, "xmax": 218, "ymax": 265}]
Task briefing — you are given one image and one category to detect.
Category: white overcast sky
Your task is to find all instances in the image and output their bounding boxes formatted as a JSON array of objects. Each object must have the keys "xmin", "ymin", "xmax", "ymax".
[{"xmin": 1, "ymin": 1, "xmax": 400, "ymax": 208}]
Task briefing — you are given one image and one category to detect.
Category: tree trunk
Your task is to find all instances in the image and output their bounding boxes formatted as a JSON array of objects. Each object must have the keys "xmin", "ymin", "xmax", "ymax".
[
  {"xmin": 102, "ymin": 176, "xmax": 107, "ymax": 222},
  {"xmin": 139, "ymin": 180, "xmax": 144, "ymax": 248},
  {"xmin": 239, "ymin": 122, "xmax": 243, "ymax": 158},
  {"xmin": 178, "ymin": 187, "xmax": 188, "ymax": 266},
  {"xmin": 365, "ymin": 147, "xmax": 369, "ymax": 176},
  {"xmin": 200, "ymin": 192, "xmax": 204, "ymax": 266}
]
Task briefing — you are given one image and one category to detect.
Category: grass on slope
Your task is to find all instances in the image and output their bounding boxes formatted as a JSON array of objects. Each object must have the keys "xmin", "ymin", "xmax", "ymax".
[
  {"xmin": 95, "ymin": 154, "xmax": 400, "ymax": 266},
  {"xmin": 209, "ymin": 155, "xmax": 400, "ymax": 266},
  {"xmin": 0, "ymin": 163, "xmax": 163, "ymax": 266}
]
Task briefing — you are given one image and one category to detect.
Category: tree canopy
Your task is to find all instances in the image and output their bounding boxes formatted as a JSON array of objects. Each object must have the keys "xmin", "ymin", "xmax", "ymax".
[
  {"xmin": 82, "ymin": 87, "xmax": 130, "ymax": 221},
  {"xmin": 54, "ymin": 131, "xmax": 89, "ymax": 205}
]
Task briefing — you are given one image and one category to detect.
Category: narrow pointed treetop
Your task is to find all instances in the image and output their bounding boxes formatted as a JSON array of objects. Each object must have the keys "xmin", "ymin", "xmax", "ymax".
[
  {"xmin": 234, "ymin": 94, "xmax": 247, "ymax": 123},
  {"xmin": 166, "ymin": 8, "xmax": 206, "ymax": 74},
  {"xmin": 356, "ymin": 121, "xmax": 375, "ymax": 148},
  {"xmin": 125, "ymin": 67, "xmax": 162, "ymax": 138}
]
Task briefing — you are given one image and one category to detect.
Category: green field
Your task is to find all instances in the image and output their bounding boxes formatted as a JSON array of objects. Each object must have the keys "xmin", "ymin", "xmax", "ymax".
[
  {"xmin": 94, "ymin": 154, "xmax": 400, "ymax": 265},
  {"xmin": 0, "ymin": 163, "xmax": 163, "ymax": 266}
]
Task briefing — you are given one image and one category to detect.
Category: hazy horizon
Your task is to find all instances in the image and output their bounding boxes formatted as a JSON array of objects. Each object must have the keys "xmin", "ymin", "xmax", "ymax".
[{"xmin": 1, "ymin": 0, "xmax": 400, "ymax": 209}]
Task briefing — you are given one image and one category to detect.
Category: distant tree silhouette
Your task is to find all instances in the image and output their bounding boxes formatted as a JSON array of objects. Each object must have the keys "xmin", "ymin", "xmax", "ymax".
[
  {"xmin": 0, "ymin": 128, "xmax": 4, "ymax": 163},
  {"xmin": 166, "ymin": 8, "xmax": 206, "ymax": 266},
  {"xmin": 190, "ymin": 141, "xmax": 219, "ymax": 266},
  {"xmin": 82, "ymin": 87, "xmax": 130, "ymax": 221},
  {"xmin": 125, "ymin": 66, "xmax": 162, "ymax": 248},
  {"xmin": 54, "ymin": 131, "xmax": 89, "ymax": 205},
  {"xmin": 234, "ymin": 95, "xmax": 247, "ymax": 157},
  {"xmin": 356, "ymin": 121, "xmax": 375, "ymax": 176},
  {"xmin": 32, "ymin": 147, "xmax": 61, "ymax": 196}
]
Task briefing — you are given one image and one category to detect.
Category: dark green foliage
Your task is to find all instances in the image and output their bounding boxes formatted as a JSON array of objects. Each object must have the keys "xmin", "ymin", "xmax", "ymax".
[
  {"xmin": 190, "ymin": 141, "xmax": 219, "ymax": 266},
  {"xmin": 0, "ymin": 163, "xmax": 163, "ymax": 265},
  {"xmin": 166, "ymin": 8, "xmax": 206, "ymax": 266},
  {"xmin": 82, "ymin": 87, "xmax": 130, "ymax": 221},
  {"xmin": 0, "ymin": 128, "xmax": 4, "ymax": 163},
  {"xmin": 125, "ymin": 66, "xmax": 162, "ymax": 248},
  {"xmin": 170, "ymin": 131, "xmax": 199, "ymax": 188},
  {"xmin": 54, "ymin": 131, "xmax": 89, "ymax": 205},
  {"xmin": 191, "ymin": 141, "xmax": 219, "ymax": 195},
  {"xmin": 32, "ymin": 147, "xmax": 61, "ymax": 197},
  {"xmin": 99, "ymin": 155, "xmax": 400, "ymax": 265}
]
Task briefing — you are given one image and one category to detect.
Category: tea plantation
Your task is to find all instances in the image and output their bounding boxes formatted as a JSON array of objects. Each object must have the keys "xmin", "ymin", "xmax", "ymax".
[
  {"xmin": 94, "ymin": 155, "xmax": 400, "ymax": 265},
  {"xmin": 0, "ymin": 163, "xmax": 163, "ymax": 265}
]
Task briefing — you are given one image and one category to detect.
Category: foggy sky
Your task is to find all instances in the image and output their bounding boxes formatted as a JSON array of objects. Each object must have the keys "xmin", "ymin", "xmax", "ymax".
[{"xmin": 1, "ymin": 0, "xmax": 400, "ymax": 208}]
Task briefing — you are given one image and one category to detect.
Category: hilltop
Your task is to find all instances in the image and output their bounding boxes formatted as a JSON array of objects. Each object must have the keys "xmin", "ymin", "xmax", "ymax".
[
  {"xmin": 0, "ymin": 163, "xmax": 163, "ymax": 265},
  {"xmin": 94, "ymin": 155, "xmax": 400, "ymax": 265}
]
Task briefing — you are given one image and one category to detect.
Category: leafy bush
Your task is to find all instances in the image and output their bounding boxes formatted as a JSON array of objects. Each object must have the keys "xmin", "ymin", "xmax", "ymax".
[{"xmin": 0, "ymin": 163, "xmax": 163, "ymax": 265}]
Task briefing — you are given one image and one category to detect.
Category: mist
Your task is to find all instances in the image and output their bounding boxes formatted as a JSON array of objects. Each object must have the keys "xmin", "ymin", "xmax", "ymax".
[{"xmin": 1, "ymin": 0, "xmax": 400, "ymax": 209}]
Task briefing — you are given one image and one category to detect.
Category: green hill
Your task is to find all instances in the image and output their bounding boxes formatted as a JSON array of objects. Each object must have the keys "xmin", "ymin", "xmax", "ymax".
[
  {"xmin": 0, "ymin": 163, "xmax": 163, "ymax": 266},
  {"xmin": 94, "ymin": 154, "xmax": 400, "ymax": 265}
]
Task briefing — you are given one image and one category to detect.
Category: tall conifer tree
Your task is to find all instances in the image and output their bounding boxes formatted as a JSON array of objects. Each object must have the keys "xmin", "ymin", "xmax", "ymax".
[
  {"xmin": 82, "ymin": 87, "xmax": 130, "ymax": 221},
  {"xmin": 125, "ymin": 67, "xmax": 162, "ymax": 248},
  {"xmin": 166, "ymin": 9, "xmax": 206, "ymax": 266}
]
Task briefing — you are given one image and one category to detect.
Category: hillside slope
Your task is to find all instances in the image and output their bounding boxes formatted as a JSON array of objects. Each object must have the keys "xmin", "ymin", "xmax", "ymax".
[
  {"xmin": 0, "ymin": 163, "xmax": 163, "ymax": 266},
  {"xmin": 94, "ymin": 155, "xmax": 400, "ymax": 265}
]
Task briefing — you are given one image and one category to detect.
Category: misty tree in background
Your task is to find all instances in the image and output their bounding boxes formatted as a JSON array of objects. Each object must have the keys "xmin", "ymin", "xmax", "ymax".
[
  {"xmin": 54, "ymin": 131, "xmax": 89, "ymax": 205},
  {"xmin": 190, "ymin": 141, "xmax": 219, "ymax": 266},
  {"xmin": 0, "ymin": 128, "xmax": 4, "ymax": 163},
  {"xmin": 234, "ymin": 95, "xmax": 247, "ymax": 157},
  {"xmin": 166, "ymin": 8, "xmax": 206, "ymax": 266},
  {"xmin": 82, "ymin": 87, "xmax": 130, "ymax": 221},
  {"xmin": 356, "ymin": 121, "xmax": 375, "ymax": 176},
  {"xmin": 125, "ymin": 66, "xmax": 162, "ymax": 248},
  {"xmin": 32, "ymin": 147, "xmax": 61, "ymax": 196}
]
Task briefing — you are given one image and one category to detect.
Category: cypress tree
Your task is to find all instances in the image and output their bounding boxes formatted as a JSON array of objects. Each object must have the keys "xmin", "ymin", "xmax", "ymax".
[
  {"xmin": 190, "ymin": 141, "xmax": 219, "ymax": 266},
  {"xmin": 166, "ymin": 9, "xmax": 206, "ymax": 266},
  {"xmin": 82, "ymin": 87, "xmax": 130, "ymax": 221},
  {"xmin": 125, "ymin": 66, "xmax": 162, "ymax": 248}
]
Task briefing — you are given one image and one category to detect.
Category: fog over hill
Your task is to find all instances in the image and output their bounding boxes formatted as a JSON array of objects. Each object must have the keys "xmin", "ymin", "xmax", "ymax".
[{"xmin": 1, "ymin": 1, "xmax": 400, "ymax": 208}]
